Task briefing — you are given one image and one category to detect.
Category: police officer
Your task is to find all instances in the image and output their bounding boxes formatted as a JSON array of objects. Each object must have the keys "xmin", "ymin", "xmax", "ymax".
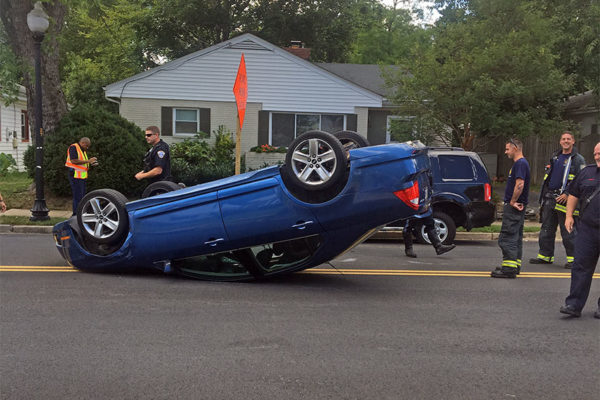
[
  {"xmin": 135, "ymin": 126, "xmax": 172, "ymax": 183},
  {"xmin": 530, "ymin": 132, "xmax": 585, "ymax": 268},
  {"xmin": 65, "ymin": 137, "xmax": 97, "ymax": 215},
  {"xmin": 559, "ymin": 142, "xmax": 600, "ymax": 318},
  {"xmin": 492, "ymin": 138, "xmax": 530, "ymax": 278}
]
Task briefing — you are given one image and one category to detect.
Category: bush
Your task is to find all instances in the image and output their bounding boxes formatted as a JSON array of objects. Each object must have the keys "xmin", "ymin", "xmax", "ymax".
[
  {"xmin": 24, "ymin": 105, "xmax": 147, "ymax": 196},
  {"xmin": 171, "ymin": 125, "xmax": 242, "ymax": 186},
  {"xmin": 249, "ymin": 144, "xmax": 287, "ymax": 153},
  {"xmin": 0, "ymin": 153, "xmax": 17, "ymax": 176}
]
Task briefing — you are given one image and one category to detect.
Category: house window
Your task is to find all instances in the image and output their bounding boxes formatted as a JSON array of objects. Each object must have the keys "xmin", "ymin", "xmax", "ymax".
[
  {"xmin": 173, "ymin": 108, "xmax": 199, "ymax": 136},
  {"xmin": 21, "ymin": 110, "xmax": 29, "ymax": 142},
  {"xmin": 386, "ymin": 115, "xmax": 415, "ymax": 143},
  {"xmin": 270, "ymin": 113, "xmax": 346, "ymax": 147}
]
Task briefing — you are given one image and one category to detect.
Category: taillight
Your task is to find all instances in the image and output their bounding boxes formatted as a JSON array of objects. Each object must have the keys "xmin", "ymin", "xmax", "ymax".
[
  {"xmin": 394, "ymin": 181, "xmax": 420, "ymax": 210},
  {"xmin": 484, "ymin": 183, "xmax": 491, "ymax": 202}
]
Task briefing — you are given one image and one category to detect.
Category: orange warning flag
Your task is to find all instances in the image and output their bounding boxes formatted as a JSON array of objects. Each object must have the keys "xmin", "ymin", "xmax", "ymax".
[{"xmin": 233, "ymin": 54, "xmax": 248, "ymax": 128}]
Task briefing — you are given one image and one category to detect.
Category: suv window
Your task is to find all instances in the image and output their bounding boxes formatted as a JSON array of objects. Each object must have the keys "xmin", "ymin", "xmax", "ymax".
[{"xmin": 438, "ymin": 155, "xmax": 474, "ymax": 181}]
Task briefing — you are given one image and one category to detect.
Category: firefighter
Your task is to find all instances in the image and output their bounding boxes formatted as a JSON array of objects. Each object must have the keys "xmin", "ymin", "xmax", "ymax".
[
  {"xmin": 559, "ymin": 142, "xmax": 600, "ymax": 318},
  {"xmin": 65, "ymin": 137, "xmax": 97, "ymax": 215},
  {"xmin": 530, "ymin": 132, "xmax": 585, "ymax": 268}
]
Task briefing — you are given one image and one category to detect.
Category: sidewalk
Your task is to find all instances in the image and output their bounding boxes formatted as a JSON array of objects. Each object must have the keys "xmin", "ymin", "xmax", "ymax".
[{"xmin": 1, "ymin": 208, "xmax": 545, "ymax": 239}]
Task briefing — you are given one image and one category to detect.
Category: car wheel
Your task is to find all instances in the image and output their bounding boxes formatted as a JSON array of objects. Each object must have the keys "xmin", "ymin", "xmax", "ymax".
[
  {"xmin": 284, "ymin": 130, "xmax": 347, "ymax": 191},
  {"xmin": 77, "ymin": 189, "xmax": 129, "ymax": 245},
  {"xmin": 416, "ymin": 211, "xmax": 456, "ymax": 245},
  {"xmin": 141, "ymin": 180, "xmax": 182, "ymax": 198},
  {"xmin": 333, "ymin": 130, "xmax": 370, "ymax": 151}
]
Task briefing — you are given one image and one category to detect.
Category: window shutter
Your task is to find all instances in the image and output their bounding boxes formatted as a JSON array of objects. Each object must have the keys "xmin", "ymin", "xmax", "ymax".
[
  {"xmin": 258, "ymin": 111, "xmax": 269, "ymax": 145},
  {"xmin": 161, "ymin": 107, "xmax": 172, "ymax": 136},
  {"xmin": 200, "ymin": 108, "xmax": 211, "ymax": 136},
  {"xmin": 346, "ymin": 114, "xmax": 358, "ymax": 131}
]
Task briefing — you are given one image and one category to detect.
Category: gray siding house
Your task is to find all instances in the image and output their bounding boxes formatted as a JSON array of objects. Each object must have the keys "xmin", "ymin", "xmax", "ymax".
[
  {"xmin": 0, "ymin": 85, "xmax": 29, "ymax": 171},
  {"xmin": 104, "ymin": 33, "xmax": 383, "ymax": 158}
]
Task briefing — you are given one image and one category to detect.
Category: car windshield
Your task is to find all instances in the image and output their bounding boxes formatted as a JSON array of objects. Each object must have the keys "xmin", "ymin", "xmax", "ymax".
[{"xmin": 172, "ymin": 235, "xmax": 322, "ymax": 280}]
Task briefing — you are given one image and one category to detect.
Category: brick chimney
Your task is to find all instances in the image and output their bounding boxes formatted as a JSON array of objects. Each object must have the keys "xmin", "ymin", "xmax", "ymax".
[{"xmin": 284, "ymin": 41, "xmax": 311, "ymax": 60}]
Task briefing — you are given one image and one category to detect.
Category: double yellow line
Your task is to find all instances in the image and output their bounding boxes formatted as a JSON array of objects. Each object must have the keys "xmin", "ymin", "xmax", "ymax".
[{"xmin": 1, "ymin": 266, "xmax": 597, "ymax": 279}]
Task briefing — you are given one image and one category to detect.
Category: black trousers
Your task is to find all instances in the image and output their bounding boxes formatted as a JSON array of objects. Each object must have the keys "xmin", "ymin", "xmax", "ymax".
[
  {"xmin": 537, "ymin": 197, "xmax": 576, "ymax": 263},
  {"xmin": 68, "ymin": 174, "xmax": 86, "ymax": 215},
  {"xmin": 498, "ymin": 204, "xmax": 525, "ymax": 269},
  {"xmin": 565, "ymin": 220, "xmax": 600, "ymax": 311}
]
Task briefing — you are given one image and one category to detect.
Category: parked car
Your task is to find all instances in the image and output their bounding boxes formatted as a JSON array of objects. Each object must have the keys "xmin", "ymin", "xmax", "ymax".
[
  {"xmin": 53, "ymin": 131, "xmax": 432, "ymax": 281},
  {"xmin": 407, "ymin": 147, "xmax": 495, "ymax": 244}
]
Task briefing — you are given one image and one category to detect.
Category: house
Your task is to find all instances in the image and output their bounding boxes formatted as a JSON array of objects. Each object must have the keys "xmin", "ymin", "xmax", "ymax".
[
  {"xmin": 104, "ymin": 33, "xmax": 384, "ymax": 167},
  {"xmin": 0, "ymin": 85, "xmax": 30, "ymax": 171},
  {"xmin": 563, "ymin": 90, "xmax": 599, "ymax": 163}
]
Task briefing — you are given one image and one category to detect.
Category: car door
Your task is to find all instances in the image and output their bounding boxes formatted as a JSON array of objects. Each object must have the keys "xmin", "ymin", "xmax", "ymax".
[{"xmin": 218, "ymin": 177, "xmax": 322, "ymax": 249}]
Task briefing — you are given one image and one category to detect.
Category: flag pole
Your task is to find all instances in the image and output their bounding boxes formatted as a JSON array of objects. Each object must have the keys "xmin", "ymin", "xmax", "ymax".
[{"xmin": 235, "ymin": 116, "xmax": 242, "ymax": 175}]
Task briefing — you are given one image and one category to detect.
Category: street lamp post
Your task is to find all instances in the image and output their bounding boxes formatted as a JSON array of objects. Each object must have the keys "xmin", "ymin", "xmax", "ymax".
[{"xmin": 27, "ymin": 2, "xmax": 50, "ymax": 221}]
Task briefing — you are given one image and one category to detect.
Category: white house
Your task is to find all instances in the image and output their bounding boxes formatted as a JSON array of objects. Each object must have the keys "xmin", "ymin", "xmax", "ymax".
[
  {"xmin": 104, "ymin": 33, "xmax": 383, "ymax": 166},
  {"xmin": 0, "ymin": 85, "xmax": 30, "ymax": 172}
]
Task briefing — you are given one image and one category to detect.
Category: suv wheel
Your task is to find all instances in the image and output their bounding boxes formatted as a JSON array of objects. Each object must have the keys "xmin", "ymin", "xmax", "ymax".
[{"xmin": 416, "ymin": 211, "xmax": 456, "ymax": 245}]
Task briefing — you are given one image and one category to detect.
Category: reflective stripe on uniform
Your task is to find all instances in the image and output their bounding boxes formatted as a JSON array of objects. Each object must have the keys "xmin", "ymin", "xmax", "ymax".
[
  {"xmin": 554, "ymin": 203, "xmax": 580, "ymax": 215},
  {"xmin": 516, "ymin": 259, "xmax": 522, "ymax": 266},
  {"xmin": 568, "ymin": 174, "xmax": 575, "ymax": 180},
  {"xmin": 567, "ymin": 256, "xmax": 574, "ymax": 262},
  {"xmin": 537, "ymin": 254, "xmax": 554, "ymax": 262},
  {"xmin": 502, "ymin": 260, "xmax": 519, "ymax": 268}
]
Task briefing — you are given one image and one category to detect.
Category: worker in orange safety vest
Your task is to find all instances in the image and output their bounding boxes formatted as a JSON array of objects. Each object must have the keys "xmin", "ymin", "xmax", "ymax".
[{"xmin": 65, "ymin": 137, "xmax": 97, "ymax": 215}]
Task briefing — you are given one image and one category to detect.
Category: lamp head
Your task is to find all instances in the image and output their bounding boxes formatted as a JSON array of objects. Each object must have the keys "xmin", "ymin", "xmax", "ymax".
[{"xmin": 27, "ymin": 2, "xmax": 49, "ymax": 34}]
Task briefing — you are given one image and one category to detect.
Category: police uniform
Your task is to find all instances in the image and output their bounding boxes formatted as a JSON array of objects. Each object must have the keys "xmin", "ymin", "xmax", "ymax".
[
  {"xmin": 143, "ymin": 139, "xmax": 172, "ymax": 183},
  {"xmin": 563, "ymin": 164, "xmax": 600, "ymax": 315},
  {"xmin": 493, "ymin": 157, "xmax": 530, "ymax": 278},
  {"xmin": 532, "ymin": 148, "xmax": 585, "ymax": 265}
]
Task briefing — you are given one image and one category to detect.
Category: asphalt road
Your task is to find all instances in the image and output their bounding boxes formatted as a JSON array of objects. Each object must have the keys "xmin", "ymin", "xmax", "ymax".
[{"xmin": 1, "ymin": 234, "xmax": 599, "ymax": 400}]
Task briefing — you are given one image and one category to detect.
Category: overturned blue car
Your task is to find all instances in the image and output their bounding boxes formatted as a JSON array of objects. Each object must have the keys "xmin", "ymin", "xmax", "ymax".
[{"xmin": 53, "ymin": 131, "xmax": 431, "ymax": 281}]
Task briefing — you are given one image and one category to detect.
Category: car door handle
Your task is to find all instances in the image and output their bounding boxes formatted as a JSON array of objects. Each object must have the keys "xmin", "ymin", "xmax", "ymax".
[
  {"xmin": 292, "ymin": 220, "xmax": 314, "ymax": 230},
  {"xmin": 204, "ymin": 238, "xmax": 225, "ymax": 247}
]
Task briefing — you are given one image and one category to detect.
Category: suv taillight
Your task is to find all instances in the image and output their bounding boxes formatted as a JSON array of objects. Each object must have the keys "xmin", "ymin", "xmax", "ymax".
[
  {"xmin": 394, "ymin": 181, "xmax": 420, "ymax": 210},
  {"xmin": 484, "ymin": 183, "xmax": 491, "ymax": 202}
]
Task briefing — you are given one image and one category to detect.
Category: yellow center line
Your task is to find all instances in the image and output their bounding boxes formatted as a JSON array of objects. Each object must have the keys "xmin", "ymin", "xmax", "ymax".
[{"xmin": 0, "ymin": 266, "xmax": 597, "ymax": 279}]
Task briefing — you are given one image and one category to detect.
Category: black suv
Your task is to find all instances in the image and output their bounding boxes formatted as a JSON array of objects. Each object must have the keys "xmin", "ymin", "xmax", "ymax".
[{"xmin": 392, "ymin": 147, "xmax": 495, "ymax": 244}]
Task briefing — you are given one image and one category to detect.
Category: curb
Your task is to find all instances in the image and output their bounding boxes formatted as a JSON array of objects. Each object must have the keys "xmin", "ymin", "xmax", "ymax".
[{"xmin": 0, "ymin": 224, "xmax": 54, "ymax": 234}]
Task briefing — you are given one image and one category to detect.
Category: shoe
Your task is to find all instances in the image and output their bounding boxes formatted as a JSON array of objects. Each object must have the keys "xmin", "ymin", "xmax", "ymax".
[
  {"xmin": 529, "ymin": 257, "xmax": 553, "ymax": 264},
  {"xmin": 564, "ymin": 262, "xmax": 573, "ymax": 269},
  {"xmin": 559, "ymin": 305, "xmax": 581, "ymax": 317},
  {"xmin": 491, "ymin": 268, "xmax": 517, "ymax": 278},
  {"xmin": 435, "ymin": 244, "xmax": 456, "ymax": 255},
  {"xmin": 494, "ymin": 266, "xmax": 521, "ymax": 274},
  {"xmin": 405, "ymin": 248, "xmax": 417, "ymax": 258}
]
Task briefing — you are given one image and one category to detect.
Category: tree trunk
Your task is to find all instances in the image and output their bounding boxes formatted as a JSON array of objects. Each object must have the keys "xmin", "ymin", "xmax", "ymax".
[{"xmin": 0, "ymin": 0, "xmax": 67, "ymax": 135}]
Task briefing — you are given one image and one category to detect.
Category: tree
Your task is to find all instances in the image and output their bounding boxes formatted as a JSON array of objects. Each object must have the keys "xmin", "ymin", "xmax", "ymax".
[
  {"xmin": 390, "ymin": 0, "xmax": 571, "ymax": 149},
  {"xmin": 0, "ymin": 0, "xmax": 68, "ymax": 133}
]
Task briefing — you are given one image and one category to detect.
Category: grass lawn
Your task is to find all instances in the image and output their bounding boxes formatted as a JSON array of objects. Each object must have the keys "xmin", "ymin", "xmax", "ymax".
[
  {"xmin": 0, "ymin": 215, "xmax": 67, "ymax": 226},
  {"xmin": 0, "ymin": 172, "xmax": 71, "ymax": 210}
]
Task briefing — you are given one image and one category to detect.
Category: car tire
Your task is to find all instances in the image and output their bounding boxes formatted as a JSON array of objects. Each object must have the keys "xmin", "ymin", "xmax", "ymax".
[
  {"xmin": 416, "ymin": 211, "xmax": 456, "ymax": 245},
  {"xmin": 77, "ymin": 189, "xmax": 129, "ymax": 245},
  {"xmin": 284, "ymin": 130, "xmax": 347, "ymax": 192},
  {"xmin": 333, "ymin": 130, "xmax": 370, "ymax": 151},
  {"xmin": 141, "ymin": 180, "xmax": 182, "ymax": 198}
]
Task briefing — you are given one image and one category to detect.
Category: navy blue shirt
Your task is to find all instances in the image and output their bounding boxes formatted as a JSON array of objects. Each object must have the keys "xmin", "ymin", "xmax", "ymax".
[
  {"xmin": 143, "ymin": 139, "xmax": 172, "ymax": 183},
  {"xmin": 547, "ymin": 153, "xmax": 570, "ymax": 190},
  {"xmin": 504, "ymin": 157, "xmax": 530, "ymax": 205},
  {"xmin": 566, "ymin": 164, "xmax": 599, "ymax": 227}
]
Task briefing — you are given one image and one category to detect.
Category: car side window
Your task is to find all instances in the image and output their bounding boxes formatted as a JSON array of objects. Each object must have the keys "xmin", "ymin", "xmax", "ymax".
[
  {"xmin": 438, "ymin": 155, "xmax": 475, "ymax": 181},
  {"xmin": 251, "ymin": 235, "xmax": 321, "ymax": 273}
]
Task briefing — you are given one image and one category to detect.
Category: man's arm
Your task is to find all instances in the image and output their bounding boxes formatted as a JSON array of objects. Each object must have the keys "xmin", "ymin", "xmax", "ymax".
[
  {"xmin": 135, "ymin": 166, "xmax": 163, "ymax": 181},
  {"xmin": 564, "ymin": 194, "xmax": 579, "ymax": 233},
  {"xmin": 510, "ymin": 178, "xmax": 525, "ymax": 210}
]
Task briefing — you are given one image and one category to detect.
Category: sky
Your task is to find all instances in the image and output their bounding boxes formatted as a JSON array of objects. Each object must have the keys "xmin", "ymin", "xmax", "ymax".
[{"xmin": 378, "ymin": 0, "xmax": 440, "ymax": 25}]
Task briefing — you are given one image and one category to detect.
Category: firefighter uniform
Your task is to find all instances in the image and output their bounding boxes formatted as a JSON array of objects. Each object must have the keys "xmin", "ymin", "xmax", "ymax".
[
  {"xmin": 532, "ymin": 148, "xmax": 585, "ymax": 266},
  {"xmin": 65, "ymin": 143, "xmax": 89, "ymax": 214},
  {"xmin": 563, "ymin": 164, "xmax": 600, "ymax": 316},
  {"xmin": 142, "ymin": 139, "xmax": 172, "ymax": 183}
]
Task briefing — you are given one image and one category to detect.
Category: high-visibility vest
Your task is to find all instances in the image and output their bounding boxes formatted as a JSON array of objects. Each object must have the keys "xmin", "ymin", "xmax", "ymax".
[{"xmin": 65, "ymin": 143, "xmax": 88, "ymax": 179}]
